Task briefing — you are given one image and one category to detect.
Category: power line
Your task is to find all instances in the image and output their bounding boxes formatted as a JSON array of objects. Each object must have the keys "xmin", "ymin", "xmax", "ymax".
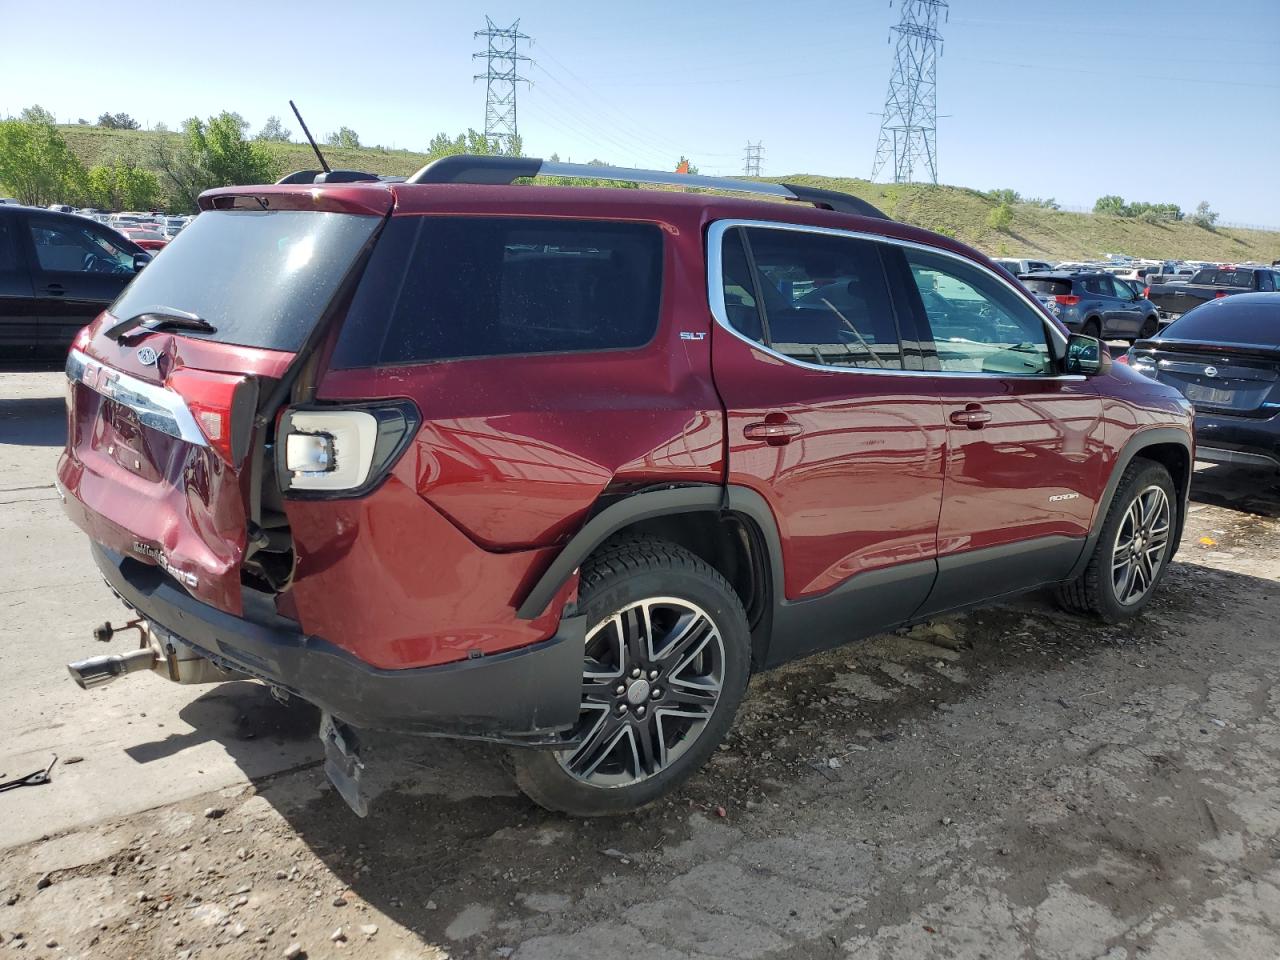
[
  {"xmin": 473, "ymin": 17, "xmax": 531, "ymax": 154},
  {"xmin": 743, "ymin": 142, "xmax": 764, "ymax": 177},
  {"xmin": 871, "ymin": 0, "xmax": 948, "ymax": 185}
]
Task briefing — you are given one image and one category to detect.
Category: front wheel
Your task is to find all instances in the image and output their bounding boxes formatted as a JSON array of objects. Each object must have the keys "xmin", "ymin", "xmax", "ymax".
[
  {"xmin": 512, "ymin": 538, "xmax": 751, "ymax": 816},
  {"xmin": 1056, "ymin": 459, "xmax": 1177, "ymax": 621}
]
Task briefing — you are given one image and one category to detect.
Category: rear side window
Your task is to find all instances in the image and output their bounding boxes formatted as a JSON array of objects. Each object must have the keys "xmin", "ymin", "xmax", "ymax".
[
  {"xmin": 110, "ymin": 210, "xmax": 380, "ymax": 352},
  {"xmin": 718, "ymin": 226, "xmax": 903, "ymax": 370},
  {"xmin": 334, "ymin": 217, "xmax": 662, "ymax": 368},
  {"xmin": 1022, "ymin": 278, "xmax": 1073, "ymax": 297},
  {"xmin": 1163, "ymin": 299, "xmax": 1280, "ymax": 346}
]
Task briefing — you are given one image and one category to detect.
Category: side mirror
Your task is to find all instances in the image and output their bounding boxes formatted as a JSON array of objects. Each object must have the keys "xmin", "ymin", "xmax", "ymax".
[
  {"xmin": 133, "ymin": 252, "xmax": 153, "ymax": 272},
  {"xmin": 1065, "ymin": 333, "xmax": 1112, "ymax": 376}
]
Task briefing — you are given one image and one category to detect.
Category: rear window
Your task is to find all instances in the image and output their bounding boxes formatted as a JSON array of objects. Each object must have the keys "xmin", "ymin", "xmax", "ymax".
[
  {"xmin": 1162, "ymin": 297, "xmax": 1280, "ymax": 346},
  {"xmin": 1190, "ymin": 269, "xmax": 1255, "ymax": 287},
  {"xmin": 333, "ymin": 217, "xmax": 662, "ymax": 368},
  {"xmin": 1021, "ymin": 278, "xmax": 1073, "ymax": 297},
  {"xmin": 109, "ymin": 210, "xmax": 380, "ymax": 352}
]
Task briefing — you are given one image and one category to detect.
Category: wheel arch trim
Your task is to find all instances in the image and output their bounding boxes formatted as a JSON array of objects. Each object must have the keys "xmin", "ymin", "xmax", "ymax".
[
  {"xmin": 515, "ymin": 484, "xmax": 785, "ymax": 623},
  {"xmin": 1066, "ymin": 426, "xmax": 1193, "ymax": 581}
]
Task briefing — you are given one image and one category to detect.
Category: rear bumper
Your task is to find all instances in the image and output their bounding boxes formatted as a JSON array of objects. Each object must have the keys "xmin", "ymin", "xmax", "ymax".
[{"xmin": 92, "ymin": 544, "xmax": 584, "ymax": 741}]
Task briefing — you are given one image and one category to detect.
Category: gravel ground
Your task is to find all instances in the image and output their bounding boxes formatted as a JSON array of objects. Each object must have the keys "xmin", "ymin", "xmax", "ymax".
[{"xmin": 3, "ymin": 366, "xmax": 1279, "ymax": 959}]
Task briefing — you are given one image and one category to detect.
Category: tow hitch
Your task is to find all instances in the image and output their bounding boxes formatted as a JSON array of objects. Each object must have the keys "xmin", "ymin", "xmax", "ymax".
[
  {"xmin": 67, "ymin": 619, "xmax": 157, "ymax": 689},
  {"xmin": 67, "ymin": 619, "xmax": 238, "ymax": 690}
]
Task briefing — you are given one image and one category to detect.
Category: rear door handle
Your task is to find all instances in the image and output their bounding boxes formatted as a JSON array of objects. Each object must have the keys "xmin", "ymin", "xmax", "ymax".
[
  {"xmin": 45, "ymin": 283, "xmax": 65, "ymax": 297},
  {"xmin": 744, "ymin": 419, "xmax": 803, "ymax": 444},
  {"xmin": 949, "ymin": 404, "xmax": 992, "ymax": 429}
]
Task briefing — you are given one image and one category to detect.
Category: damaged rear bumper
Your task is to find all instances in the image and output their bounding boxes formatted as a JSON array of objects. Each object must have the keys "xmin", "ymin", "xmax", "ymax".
[{"xmin": 90, "ymin": 544, "xmax": 585, "ymax": 743}]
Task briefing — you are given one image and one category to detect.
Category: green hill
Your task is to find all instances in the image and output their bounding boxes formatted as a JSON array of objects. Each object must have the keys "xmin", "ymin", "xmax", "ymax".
[{"xmin": 58, "ymin": 125, "xmax": 1280, "ymax": 264}]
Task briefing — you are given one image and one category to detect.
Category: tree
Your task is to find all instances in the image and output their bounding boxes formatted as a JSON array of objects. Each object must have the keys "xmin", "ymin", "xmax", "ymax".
[
  {"xmin": 325, "ymin": 126, "xmax": 361, "ymax": 149},
  {"xmin": 154, "ymin": 121, "xmax": 169, "ymax": 134},
  {"xmin": 1190, "ymin": 201, "xmax": 1219, "ymax": 229},
  {"xmin": 255, "ymin": 115, "xmax": 291, "ymax": 142},
  {"xmin": 149, "ymin": 111, "xmax": 281, "ymax": 212},
  {"xmin": 20, "ymin": 105, "xmax": 56, "ymax": 125},
  {"xmin": 986, "ymin": 202, "xmax": 1014, "ymax": 232},
  {"xmin": 676, "ymin": 156, "xmax": 700, "ymax": 175},
  {"xmin": 0, "ymin": 116, "xmax": 88, "ymax": 206},
  {"xmin": 87, "ymin": 160, "xmax": 161, "ymax": 211},
  {"xmin": 97, "ymin": 112, "xmax": 140, "ymax": 130},
  {"xmin": 424, "ymin": 129, "xmax": 522, "ymax": 159},
  {"xmin": 986, "ymin": 188, "xmax": 1021, "ymax": 206},
  {"xmin": 1093, "ymin": 195, "xmax": 1127, "ymax": 216}
]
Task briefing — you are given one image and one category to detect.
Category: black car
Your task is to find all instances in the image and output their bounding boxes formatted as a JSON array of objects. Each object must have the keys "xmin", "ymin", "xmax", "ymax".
[
  {"xmin": 0, "ymin": 205, "xmax": 149, "ymax": 355},
  {"xmin": 1020, "ymin": 270, "xmax": 1160, "ymax": 342},
  {"xmin": 1127, "ymin": 292, "xmax": 1280, "ymax": 473}
]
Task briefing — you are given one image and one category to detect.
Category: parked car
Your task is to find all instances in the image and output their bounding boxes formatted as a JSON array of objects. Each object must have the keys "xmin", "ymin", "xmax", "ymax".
[
  {"xmin": 118, "ymin": 227, "xmax": 169, "ymax": 252},
  {"xmin": 59, "ymin": 156, "xmax": 1194, "ymax": 818},
  {"xmin": 0, "ymin": 205, "xmax": 150, "ymax": 354},
  {"xmin": 1147, "ymin": 266, "xmax": 1280, "ymax": 322},
  {"xmin": 994, "ymin": 257, "xmax": 1054, "ymax": 276},
  {"xmin": 1127, "ymin": 293, "xmax": 1280, "ymax": 473},
  {"xmin": 1020, "ymin": 270, "xmax": 1161, "ymax": 341}
]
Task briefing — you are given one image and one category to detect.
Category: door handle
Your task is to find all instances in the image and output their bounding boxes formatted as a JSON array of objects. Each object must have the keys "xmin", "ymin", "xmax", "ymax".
[
  {"xmin": 744, "ymin": 419, "xmax": 803, "ymax": 445},
  {"xmin": 949, "ymin": 404, "xmax": 992, "ymax": 429},
  {"xmin": 45, "ymin": 283, "xmax": 65, "ymax": 296}
]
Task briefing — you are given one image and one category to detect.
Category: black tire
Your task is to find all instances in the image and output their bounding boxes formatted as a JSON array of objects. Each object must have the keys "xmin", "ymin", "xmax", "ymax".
[
  {"xmin": 1082, "ymin": 317, "xmax": 1102, "ymax": 339},
  {"xmin": 511, "ymin": 537, "xmax": 751, "ymax": 817},
  {"xmin": 1056, "ymin": 459, "xmax": 1177, "ymax": 622},
  {"xmin": 1138, "ymin": 315, "xmax": 1159, "ymax": 339}
]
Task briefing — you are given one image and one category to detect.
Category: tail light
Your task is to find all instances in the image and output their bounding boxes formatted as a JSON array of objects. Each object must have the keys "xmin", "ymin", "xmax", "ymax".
[
  {"xmin": 1054, "ymin": 294, "xmax": 1081, "ymax": 306},
  {"xmin": 1142, "ymin": 286, "xmax": 1150, "ymax": 298},
  {"xmin": 1215, "ymin": 291, "xmax": 1228, "ymax": 299},
  {"xmin": 276, "ymin": 401, "xmax": 419, "ymax": 497},
  {"xmin": 166, "ymin": 368, "xmax": 258, "ymax": 467},
  {"xmin": 1115, "ymin": 352, "xmax": 1130, "ymax": 365}
]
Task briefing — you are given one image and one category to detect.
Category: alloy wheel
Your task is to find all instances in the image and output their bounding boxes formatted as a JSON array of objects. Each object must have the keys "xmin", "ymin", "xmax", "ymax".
[
  {"xmin": 1111, "ymin": 484, "xmax": 1172, "ymax": 605},
  {"xmin": 555, "ymin": 597, "xmax": 725, "ymax": 788}
]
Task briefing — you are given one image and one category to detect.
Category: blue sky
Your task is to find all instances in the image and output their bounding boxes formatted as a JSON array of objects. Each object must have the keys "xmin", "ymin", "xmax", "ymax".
[{"xmin": 2, "ymin": 0, "xmax": 1277, "ymax": 224}]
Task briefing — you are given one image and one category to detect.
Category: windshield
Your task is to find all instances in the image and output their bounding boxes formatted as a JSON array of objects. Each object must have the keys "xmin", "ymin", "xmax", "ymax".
[
  {"xmin": 1190, "ymin": 269, "xmax": 1254, "ymax": 287},
  {"xmin": 109, "ymin": 209, "xmax": 380, "ymax": 352}
]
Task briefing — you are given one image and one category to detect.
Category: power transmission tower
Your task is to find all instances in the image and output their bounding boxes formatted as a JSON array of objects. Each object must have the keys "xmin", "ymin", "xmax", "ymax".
[
  {"xmin": 473, "ymin": 17, "xmax": 531, "ymax": 155},
  {"xmin": 871, "ymin": 0, "xmax": 947, "ymax": 184},
  {"xmin": 743, "ymin": 141, "xmax": 764, "ymax": 177}
]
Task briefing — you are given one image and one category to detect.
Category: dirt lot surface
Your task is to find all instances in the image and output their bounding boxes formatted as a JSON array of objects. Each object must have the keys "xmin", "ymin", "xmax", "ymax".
[{"xmin": 3, "ymin": 368, "xmax": 1280, "ymax": 959}]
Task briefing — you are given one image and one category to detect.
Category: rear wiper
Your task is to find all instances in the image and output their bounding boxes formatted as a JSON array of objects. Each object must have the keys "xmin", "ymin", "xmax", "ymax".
[{"xmin": 104, "ymin": 307, "xmax": 217, "ymax": 342}]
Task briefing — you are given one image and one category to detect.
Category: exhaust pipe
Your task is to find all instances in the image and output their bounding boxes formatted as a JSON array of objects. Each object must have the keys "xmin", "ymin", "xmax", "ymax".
[{"xmin": 67, "ymin": 648, "xmax": 158, "ymax": 690}]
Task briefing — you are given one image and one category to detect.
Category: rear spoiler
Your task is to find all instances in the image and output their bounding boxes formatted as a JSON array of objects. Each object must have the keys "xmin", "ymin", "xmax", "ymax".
[{"xmin": 275, "ymin": 155, "xmax": 891, "ymax": 220}]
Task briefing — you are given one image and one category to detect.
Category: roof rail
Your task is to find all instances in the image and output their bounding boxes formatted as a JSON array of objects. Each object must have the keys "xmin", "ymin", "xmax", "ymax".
[{"xmin": 404, "ymin": 155, "xmax": 889, "ymax": 220}]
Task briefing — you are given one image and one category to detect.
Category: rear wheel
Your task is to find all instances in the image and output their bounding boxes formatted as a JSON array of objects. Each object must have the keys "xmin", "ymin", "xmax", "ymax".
[
  {"xmin": 1082, "ymin": 317, "xmax": 1102, "ymax": 339},
  {"xmin": 512, "ymin": 538, "xmax": 750, "ymax": 816},
  {"xmin": 1056, "ymin": 459, "xmax": 1177, "ymax": 622},
  {"xmin": 1138, "ymin": 315, "xmax": 1159, "ymax": 339}
]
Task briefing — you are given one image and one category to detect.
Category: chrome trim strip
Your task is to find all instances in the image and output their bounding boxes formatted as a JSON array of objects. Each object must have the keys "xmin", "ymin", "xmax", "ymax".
[
  {"xmin": 538, "ymin": 162, "xmax": 796, "ymax": 199},
  {"xmin": 705, "ymin": 218, "xmax": 1084, "ymax": 381},
  {"xmin": 66, "ymin": 348, "xmax": 207, "ymax": 446}
]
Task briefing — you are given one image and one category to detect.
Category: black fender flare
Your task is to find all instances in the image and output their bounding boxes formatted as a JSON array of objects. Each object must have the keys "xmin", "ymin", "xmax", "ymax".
[
  {"xmin": 1065, "ymin": 426, "xmax": 1193, "ymax": 580},
  {"xmin": 515, "ymin": 483, "xmax": 785, "ymax": 623}
]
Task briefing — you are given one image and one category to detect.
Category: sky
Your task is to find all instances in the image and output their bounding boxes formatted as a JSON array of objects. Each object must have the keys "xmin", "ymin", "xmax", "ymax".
[{"xmin": 2, "ymin": 0, "xmax": 1277, "ymax": 224}]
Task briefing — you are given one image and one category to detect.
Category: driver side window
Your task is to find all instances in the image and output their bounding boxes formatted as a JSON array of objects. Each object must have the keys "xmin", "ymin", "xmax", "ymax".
[
  {"xmin": 905, "ymin": 249, "xmax": 1054, "ymax": 376},
  {"xmin": 27, "ymin": 218, "xmax": 132, "ymax": 274}
]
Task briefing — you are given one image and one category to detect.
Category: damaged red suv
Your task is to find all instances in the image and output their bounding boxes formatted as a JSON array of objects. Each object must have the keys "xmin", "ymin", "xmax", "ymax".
[{"xmin": 59, "ymin": 156, "xmax": 1194, "ymax": 816}]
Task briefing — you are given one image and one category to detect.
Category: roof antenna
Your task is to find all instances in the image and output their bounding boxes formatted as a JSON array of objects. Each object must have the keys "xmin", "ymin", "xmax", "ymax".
[{"xmin": 289, "ymin": 100, "xmax": 330, "ymax": 174}]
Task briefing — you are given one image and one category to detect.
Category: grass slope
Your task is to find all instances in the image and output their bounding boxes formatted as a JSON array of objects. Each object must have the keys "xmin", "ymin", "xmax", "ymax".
[{"xmin": 59, "ymin": 126, "xmax": 1279, "ymax": 263}]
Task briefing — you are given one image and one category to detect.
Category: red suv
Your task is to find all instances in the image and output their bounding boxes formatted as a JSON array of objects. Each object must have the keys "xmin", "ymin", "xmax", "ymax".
[{"xmin": 59, "ymin": 157, "xmax": 1194, "ymax": 817}]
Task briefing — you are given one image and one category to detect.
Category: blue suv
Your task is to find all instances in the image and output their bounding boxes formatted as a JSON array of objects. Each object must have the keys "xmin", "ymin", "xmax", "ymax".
[{"xmin": 1020, "ymin": 271, "xmax": 1160, "ymax": 343}]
